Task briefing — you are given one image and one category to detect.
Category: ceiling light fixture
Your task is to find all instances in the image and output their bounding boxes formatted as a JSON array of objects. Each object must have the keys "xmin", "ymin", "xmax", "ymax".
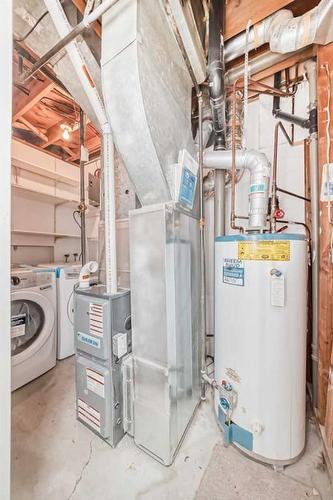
[{"xmin": 60, "ymin": 123, "xmax": 72, "ymax": 141}]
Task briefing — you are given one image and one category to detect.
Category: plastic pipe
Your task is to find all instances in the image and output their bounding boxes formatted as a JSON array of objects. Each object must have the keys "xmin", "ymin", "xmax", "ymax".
[
  {"xmin": 79, "ymin": 109, "xmax": 87, "ymax": 265},
  {"xmin": 79, "ymin": 260, "xmax": 98, "ymax": 288},
  {"xmin": 198, "ymin": 94, "xmax": 207, "ymax": 401},
  {"xmin": 204, "ymin": 149, "xmax": 271, "ymax": 229},
  {"xmin": 45, "ymin": 0, "xmax": 118, "ymax": 295}
]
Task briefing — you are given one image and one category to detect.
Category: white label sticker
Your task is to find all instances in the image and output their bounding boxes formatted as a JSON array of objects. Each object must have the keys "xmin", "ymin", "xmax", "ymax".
[
  {"xmin": 223, "ymin": 259, "xmax": 244, "ymax": 286},
  {"xmin": 89, "ymin": 302, "xmax": 103, "ymax": 338},
  {"xmin": 86, "ymin": 368, "xmax": 105, "ymax": 398},
  {"xmin": 77, "ymin": 398, "xmax": 101, "ymax": 433},
  {"xmin": 11, "ymin": 314, "xmax": 26, "ymax": 338},
  {"xmin": 271, "ymin": 275, "xmax": 285, "ymax": 307}
]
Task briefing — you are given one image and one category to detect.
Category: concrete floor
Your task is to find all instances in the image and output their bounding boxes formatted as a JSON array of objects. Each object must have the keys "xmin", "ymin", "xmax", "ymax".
[{"xmin": 12, "ymin": 358, "xmax": 333, "ymax": 500}]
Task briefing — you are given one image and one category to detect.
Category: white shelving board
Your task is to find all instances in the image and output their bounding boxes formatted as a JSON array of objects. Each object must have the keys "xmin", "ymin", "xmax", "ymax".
[
  {"xmin": 12, "ymin": 184, "xmax": 78, "ymax": 205},
  {"xmin": 12, "ymin": 229, "xmax": 80, "ymax": 239},
  {"xmin": 12, "ymin": 158, "xmax": 78, "ymax": 186},
  {"xmin": 12, "ymin": 229, "xmax": 97, "ymax": 240}
]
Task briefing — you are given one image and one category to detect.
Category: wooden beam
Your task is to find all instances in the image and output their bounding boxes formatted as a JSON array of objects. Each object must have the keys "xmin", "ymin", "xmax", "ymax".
[
  {"xmin": 12, "ymin": 137, "xmax": 79, "ymax": 166},
  {"xmin": 71, "ymin": 0, "xmax": 101, "ymax": 37},
  {"xmin": 317, "ymin": 43, "xmax": 333, "ymax": 425},
  {"xmin": 69, "ymin": 134, "xmax": 100, "ymax": 160},
  {"xmin": 13, "ymin": 80, "xmax": 54, "ymax": 122},
  {"xmin": 59, "ymin": 144, "xmax": 76, "ymax": 157},
  {"xmin": 42, "ymin": 118, "xmax": 90, "ymax": 148},
  {"xmin": 17, "ymin": 117, "xmax": 48, "ymax": 142},
  {"xmin": 225, "ymin": 0, "xmax": 294, "ymax": 40},
  {"xmin": 42, "ymin": 119, "xmax": 76, "ymax": 148}
]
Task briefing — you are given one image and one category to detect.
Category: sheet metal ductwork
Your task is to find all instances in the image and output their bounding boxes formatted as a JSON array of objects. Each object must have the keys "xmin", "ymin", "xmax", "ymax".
[
  {"xmin": 101, "ymin": 0, "xmax": 201, "ymax": 206},
  {"xmin": 13, "ymin": 0, "xmax": 103, "ymax": 131}
]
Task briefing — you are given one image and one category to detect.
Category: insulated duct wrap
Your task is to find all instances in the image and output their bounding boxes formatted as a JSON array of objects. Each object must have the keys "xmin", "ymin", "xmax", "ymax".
[
  {"xmin": 270, "ymin": 0, "xmax": 333, "ymax": 54},
  {"xmin": 270, "ymin": 0, "xmax": 333, "ymax": 53},
  {"xmin": 101, "ymin": 0, "xmax": 197, "ymax": 205},
  {"xmin": 225, "ymin": 0, "xmax": 333, "ymax": 63},
  {"xmin": 224, "ymin": 9, "xmax": 293, "ymax": 62}
]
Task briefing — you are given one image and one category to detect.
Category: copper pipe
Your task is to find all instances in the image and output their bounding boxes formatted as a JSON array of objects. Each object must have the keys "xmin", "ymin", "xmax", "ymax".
[
  {"xmin": 278, "ymin": 220, "xmax": 311, "ymax": 241},
  {"xmin": 270, "ymin": 121, "xmax": 294, "ymax": 232}
]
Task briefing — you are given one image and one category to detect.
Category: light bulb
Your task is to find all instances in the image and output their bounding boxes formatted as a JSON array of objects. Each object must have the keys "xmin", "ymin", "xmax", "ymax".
[{"xmin": 62, "ymin": 127, "xmax": 70, "ymax": 141}]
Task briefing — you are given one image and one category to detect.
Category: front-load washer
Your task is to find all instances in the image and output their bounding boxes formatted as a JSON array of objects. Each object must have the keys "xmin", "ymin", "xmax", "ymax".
[
  {"xmin": 11, "ymin": 268, "xmax": 56, "ymax": 391},
  {"xmin": 37, "ymin": 263, "xmax": 81, "ymax": 359}
]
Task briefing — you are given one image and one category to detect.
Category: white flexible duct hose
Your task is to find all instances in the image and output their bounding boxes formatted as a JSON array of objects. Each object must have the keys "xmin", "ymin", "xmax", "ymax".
[{"xmin": 45, "ymin": 0, "xmax": 118, "ymax": 294}]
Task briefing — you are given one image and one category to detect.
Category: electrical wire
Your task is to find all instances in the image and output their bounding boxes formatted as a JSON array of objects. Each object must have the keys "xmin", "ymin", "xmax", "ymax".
[
  {"xmin": 72, "ymin": 210, "xmax": 82, "ymax": 229},
  {"xmin": 15, "ymin": 11, "xmax": 49, "ymax": 43},
  {"xmin": 323, "ymin": 63, "xmax": 333, "ymax": 263},
  {"xmin": 67, "ymin": 282, "xmax": 79, "ymax": 325},
  {"xmin": 243, "ymin": 19, "xmax": 252, "ymax": 150},
  {"xmin": 14, "ymin": 0, "xmax": 66, "ymax": 43}
]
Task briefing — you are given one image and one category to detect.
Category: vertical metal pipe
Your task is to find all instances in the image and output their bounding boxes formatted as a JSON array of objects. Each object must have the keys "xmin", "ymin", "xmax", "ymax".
[
  {"xmin": 214, "ymin": 170, "xmax": 225, "ymax": 236},
  {"xmin": 102, "ymin": 125, "xmax": 118, "ymax": 295},
  {"xmin": 212, "ymin": 0, "xmax": 226, "ymax": 237},
  {"xmin": 79, "ymin": 109, "xmax": 86, "ymax": 265},
  {"xmin": 305, "ymin": 59, "xmax": 319, "ymax": 406},
  {"xmin": 230, "ymin": 81, "xmax": 244, "ymax": 233},
  {"xmin": 198, "ymin": 93, "xmax": 207, "ymax": 400}
]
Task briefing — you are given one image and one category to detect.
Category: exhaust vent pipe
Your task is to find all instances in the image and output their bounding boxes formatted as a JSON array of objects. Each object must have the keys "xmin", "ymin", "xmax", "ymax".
[
  {"xmin": 204, "ymin": 149, "xmax": 270, "ymax": 229},
  {"xmin": 208, "ymin": 0, "xmax": 226, "ymax": 151}
]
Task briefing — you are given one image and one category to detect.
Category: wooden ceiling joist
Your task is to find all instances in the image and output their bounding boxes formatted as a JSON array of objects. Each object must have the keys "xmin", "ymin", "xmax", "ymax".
[
  {"xmin": 17, "ymin": 117, "xmax": 48, "ymax": 142},
  {"xmin": 71, "ymin": 0, "xmax": 101, "ymax": 37},
  {"xmin": 13, "ymin": 79, "xmax": 54, "ymax": 122},
  {"xmin": 42, "ymin": 118, "xmax": 76, "ymax": 149},
  {"xmin": 69, "ymin": 134, "xmax": 100, "ymax": 160},
  {"xmin": 225, "ymin": 0, "xmax": 293, "ymax": 40}
]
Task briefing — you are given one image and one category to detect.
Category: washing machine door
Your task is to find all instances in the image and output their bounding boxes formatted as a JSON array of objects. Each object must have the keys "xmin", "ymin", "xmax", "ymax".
[{"xmin": 11, "ymin": 290, "xmax": 55, "ymax": 365}]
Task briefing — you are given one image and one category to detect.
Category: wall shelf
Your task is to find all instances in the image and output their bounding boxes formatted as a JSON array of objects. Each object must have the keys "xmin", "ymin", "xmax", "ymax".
[
  {"xmin": 12, "ymin": 184, "xmax": 78, "ymax": 205},
  {"xmin": 12, "ymin": 158, "xmax": 78, "ymax": 186},
  {"xmin": 12, "ymin": 229, "xmax": 80, "ymax": 239},
  {"xmin": 12, "ymin": 229, "xmax": 97, "ymax": 240}
]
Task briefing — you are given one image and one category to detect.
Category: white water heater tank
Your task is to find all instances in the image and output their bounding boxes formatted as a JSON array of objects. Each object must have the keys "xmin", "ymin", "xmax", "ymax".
[{"xmin": 214, "ymin": 233, "xmax": 307, "ymax": 465}]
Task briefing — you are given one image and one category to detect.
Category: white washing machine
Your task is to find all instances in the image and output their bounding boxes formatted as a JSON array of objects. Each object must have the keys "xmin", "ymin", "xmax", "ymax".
[
  {"xmin": 11, "ymin": 268, "xmax": 57, "ymax": 391},
  {"xmin": 37, "ymin": 263, "xmax": 81, "ymax": 359}
]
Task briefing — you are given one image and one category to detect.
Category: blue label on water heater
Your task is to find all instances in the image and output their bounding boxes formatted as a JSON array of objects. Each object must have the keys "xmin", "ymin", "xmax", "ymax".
[{"xmin": 223, "ymin": 259, "xmax": 244, "ymax": 286}]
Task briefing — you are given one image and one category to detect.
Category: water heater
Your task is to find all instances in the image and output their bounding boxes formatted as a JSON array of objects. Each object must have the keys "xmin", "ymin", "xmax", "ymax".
[{"xmin": 214, "ymin": 233, "xmax": 307, "ymax": 466}]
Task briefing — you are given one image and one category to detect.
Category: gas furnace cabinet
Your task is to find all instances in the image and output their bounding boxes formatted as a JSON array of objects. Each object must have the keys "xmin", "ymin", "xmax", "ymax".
[
  {"xmin": 215, "ymin": 233, "xmax": 307, "ymax": 465},
  {"xmin": 129, "ymin": 202, "xmax": 201, "ymax": 465}
]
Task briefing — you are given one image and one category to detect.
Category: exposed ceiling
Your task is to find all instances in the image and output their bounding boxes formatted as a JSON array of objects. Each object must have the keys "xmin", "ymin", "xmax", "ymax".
[
  {"xmin": 12, "ymin": 0, "xmax": 102, "ymax": 165},
  {"xmin": 12, "ymin": 0, "xmax": 320, "ymax": 165}
]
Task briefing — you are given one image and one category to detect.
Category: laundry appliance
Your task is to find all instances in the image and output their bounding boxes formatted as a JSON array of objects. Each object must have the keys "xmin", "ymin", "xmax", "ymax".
[
  {"xmin": 11, "ymin": 268, "xmax": 57, "ymax": 391},
  {"xmin": 37, "ymin": 263, "xmax": 81, "ymax": 359}
]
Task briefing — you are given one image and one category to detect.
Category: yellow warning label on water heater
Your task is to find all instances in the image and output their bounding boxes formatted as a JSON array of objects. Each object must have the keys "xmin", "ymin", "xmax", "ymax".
[{"xmin": 238, "ymin": 241, "xmax": 290, "ymax": 261}]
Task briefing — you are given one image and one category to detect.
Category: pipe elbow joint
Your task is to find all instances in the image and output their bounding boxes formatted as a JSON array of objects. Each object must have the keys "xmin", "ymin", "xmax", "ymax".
[{"xmin": 245, "ymin": 149, "xmax": 271, "ymax": 176}]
